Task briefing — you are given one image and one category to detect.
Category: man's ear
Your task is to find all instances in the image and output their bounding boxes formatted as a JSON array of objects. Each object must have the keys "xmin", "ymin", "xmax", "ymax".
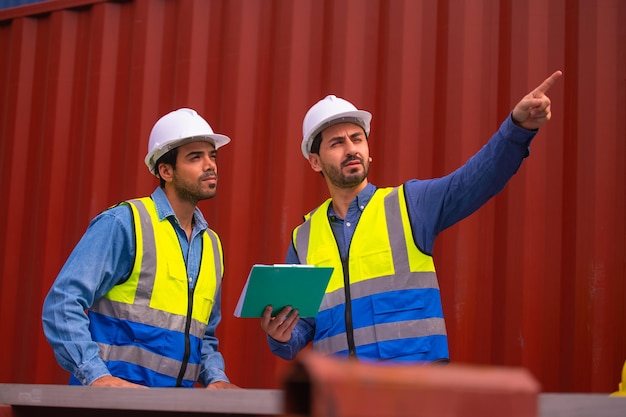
[
  {"xmin": 158, "ymin": 163, "xmax": 173, "ymax": 181},
  {"xmin": 308, "ymin": 154, "xmax": 322, "ymax": 173}
]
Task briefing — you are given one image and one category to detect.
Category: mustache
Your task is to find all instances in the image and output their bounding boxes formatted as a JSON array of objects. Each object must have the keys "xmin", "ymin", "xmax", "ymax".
[
  {"xmin": 200, "ymin": 171, "xmax": 218, "ymax": 181},
  {"xmin": 341, "ymin": 155, "xmax": 364, "ymax": 167}
]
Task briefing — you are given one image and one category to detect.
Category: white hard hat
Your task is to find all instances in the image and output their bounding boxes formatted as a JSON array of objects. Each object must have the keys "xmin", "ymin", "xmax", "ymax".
[
  {"xmin": 145, "ymin": 108, "xmax": 231, "ymax": 176},
  {"xmin": 301, "ymin": 95, "xmax": 372, "ymax": 159}
]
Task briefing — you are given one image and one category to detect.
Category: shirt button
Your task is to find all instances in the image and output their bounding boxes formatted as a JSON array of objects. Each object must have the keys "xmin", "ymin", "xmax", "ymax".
[
  {"xmin": 360, "ymin": 205, "xmax": 364, "ymax": 210},
  {"xmin": 346, "ymin": 222, "xmax": 351, "ymax": 227}
]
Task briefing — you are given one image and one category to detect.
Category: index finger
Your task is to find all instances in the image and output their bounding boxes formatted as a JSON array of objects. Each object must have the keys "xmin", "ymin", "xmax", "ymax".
[{"xmin": 532, "ymin": 70, "xmax": 563, "ymax": 96}]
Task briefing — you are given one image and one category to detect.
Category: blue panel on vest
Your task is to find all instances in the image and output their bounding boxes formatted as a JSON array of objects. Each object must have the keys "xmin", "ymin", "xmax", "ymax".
[
  {"xmin": 70, "ymin": 361, "xmax": 195, "ymax": 387},
  {"xmin": 315, "ymin": 288, "xmax": 444, "ymax": 337},
  {"xmin": 315, "ymin": 303, "xmax": 345, "ymax": 339},
  {"xmin": 357, "ymin": 288, "xmax": 444, "ymax": 328},
  {"xmin": 371, "ymin": 289, "xmax": 425, "ymax": 314},
  {"xmin": 107, "ymin": 360, "xmax": 193, "ymax": 387},
  {"xmin": 88, "ymin": 312, "xmax": 203, "ymax": 365},
  {"xmin": 333, "ymin": 335, "xmax": 449, "ymax": 362}
]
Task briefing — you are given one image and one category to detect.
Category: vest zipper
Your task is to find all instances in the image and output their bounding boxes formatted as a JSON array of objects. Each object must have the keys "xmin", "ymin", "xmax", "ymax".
[
  {"xmin": 176, "ymin": 284, "xmax": 194, "ymax": 387},
  {"xmin": 342, "ymin": 257, "xmax": 357, "ymax": 357}
]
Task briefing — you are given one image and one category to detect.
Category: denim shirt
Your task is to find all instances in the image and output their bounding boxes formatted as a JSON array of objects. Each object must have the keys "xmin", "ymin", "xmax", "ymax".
[
  {"xmin": 42, "ymin": 186, "xmax": 229, "ymax": 386},
  {"xmin": 268, "ymin": 114, "xmax": 537, "ymax": 359}
]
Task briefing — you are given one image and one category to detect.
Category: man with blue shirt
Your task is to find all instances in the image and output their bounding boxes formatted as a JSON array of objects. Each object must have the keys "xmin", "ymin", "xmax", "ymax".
[
  {"xmin": 43, "ymin": 108, "xmax": 239, "ymax": 388},
  {"xmin": 261, "ymin": 71, "xmax": 563, "ymax": 363}
]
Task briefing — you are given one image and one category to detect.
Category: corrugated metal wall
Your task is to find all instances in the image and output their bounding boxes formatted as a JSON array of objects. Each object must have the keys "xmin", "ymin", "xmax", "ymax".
[{"xmin": 1, "ymin": 0, "xmax": 624, "ymax": 393}]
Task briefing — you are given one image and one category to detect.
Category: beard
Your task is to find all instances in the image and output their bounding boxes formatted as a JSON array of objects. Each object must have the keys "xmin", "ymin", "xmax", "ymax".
[
  {"xmin": 172, "ymin": 170, "xmax": 218, "ymax": 204},
  {"xmin": 322, "ymin": 155, "xmax": 369, "ymax": 189}
]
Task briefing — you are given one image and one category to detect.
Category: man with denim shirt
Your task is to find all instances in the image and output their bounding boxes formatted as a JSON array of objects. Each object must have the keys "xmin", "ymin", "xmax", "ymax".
[
  {"xmin": 261, "ymin": 71, "xmax": 563, "ymax": 362},
  {"xmin": 43, "ymin": 108, "xmax": 239, "ymax": 388}
]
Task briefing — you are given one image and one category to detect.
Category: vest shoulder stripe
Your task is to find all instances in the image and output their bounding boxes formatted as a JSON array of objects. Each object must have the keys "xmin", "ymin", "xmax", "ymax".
[
  {"xmin": 127, "ymin": 199, "xmax": 157, "ymax": 305},
  {"xmin": 383, "ymin": 187, "xmax": 410, "ymax": 272},
  {"xmin": 205, "ymin": 229, "xmax": 223, "ymax": 288}
]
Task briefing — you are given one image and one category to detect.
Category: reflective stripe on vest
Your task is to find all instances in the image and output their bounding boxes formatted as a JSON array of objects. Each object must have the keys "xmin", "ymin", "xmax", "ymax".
[
  {"xmin": 89, "ymin": 197, "xmax": 222, "ymax": 386},
  {"xmin": 97, "ymin": 342, "xmax": 200, "ymax": 382},
  {"xmin": 293, "ymin": 186, "xmax": 448, "ymax": 360}
]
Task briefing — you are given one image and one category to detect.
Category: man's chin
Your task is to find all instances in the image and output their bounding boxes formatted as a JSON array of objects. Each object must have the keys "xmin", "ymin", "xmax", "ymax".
[
  {"xmin": 339, "ymin": 177, "xmax": 366, "ymax": 189},
  {"xmin": 345, "ymin": 170, "xmax": 367, "ymax": 182},
  {"xmin": 200, "ymin": 189, "xmax": 217, "ymax": 200}
]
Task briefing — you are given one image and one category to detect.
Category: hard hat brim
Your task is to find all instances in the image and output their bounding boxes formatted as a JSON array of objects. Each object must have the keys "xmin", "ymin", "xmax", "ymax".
[
  {"xmin": 145, "ymin": 133, "xmax": 231, "ymax": 176},
  {"xmin": 301, "ymin": 110, "xmax": 372, "ymax": 159}
]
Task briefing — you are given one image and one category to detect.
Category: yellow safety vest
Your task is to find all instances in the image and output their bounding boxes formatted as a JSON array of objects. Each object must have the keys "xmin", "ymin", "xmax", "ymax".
[
  {"xmin": 293, "ymin": 186, "xmax": 448, "ymax": 361},
  {"xmin": 89, "ymin": 197, "xmax": 223, "ymax": 386}
]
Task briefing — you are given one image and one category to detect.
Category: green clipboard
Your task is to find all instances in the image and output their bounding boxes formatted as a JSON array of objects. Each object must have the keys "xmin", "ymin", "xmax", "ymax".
[{"xmin": 234, "ymin": 264, "xmax": 333, "ymax": 318}]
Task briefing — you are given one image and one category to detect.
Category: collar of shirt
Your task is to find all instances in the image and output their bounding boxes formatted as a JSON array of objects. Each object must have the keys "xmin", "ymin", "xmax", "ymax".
[
  {"xmin": 327, "ymin": 182, "xmax": 377, "ymax": 221},
  {"xmin": 151, "ymin": 186, "xmax": 209, "ymax": 233}
]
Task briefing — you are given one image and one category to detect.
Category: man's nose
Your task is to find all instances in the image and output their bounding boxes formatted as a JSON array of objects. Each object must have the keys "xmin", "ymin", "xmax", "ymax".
[
  {"xmin": 345, "ymin": 138, "xmax": 360, "ymax": 156},
  {"xmin": 204, "ymin": 156, "xmax": 217, "ymax": 171}
]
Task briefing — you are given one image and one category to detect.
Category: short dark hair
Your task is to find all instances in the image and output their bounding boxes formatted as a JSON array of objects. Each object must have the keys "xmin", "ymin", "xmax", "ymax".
[
  {"xmin": 309, "ymin": 132, "xmax": 323, "ymax": 155},
  {"xmin": 154, "ymin": 148, "xmax": 179, "ymax": 188}
]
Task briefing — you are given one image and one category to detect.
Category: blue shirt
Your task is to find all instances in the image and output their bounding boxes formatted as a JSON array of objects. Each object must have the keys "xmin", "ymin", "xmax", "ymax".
[
  {"xmin": 269, "ymin": 115, "xmax": 537, "ymax": 359},
  {"xmin": 42, "ymin": 186, "xmax": 229, "ymax": 386}
]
